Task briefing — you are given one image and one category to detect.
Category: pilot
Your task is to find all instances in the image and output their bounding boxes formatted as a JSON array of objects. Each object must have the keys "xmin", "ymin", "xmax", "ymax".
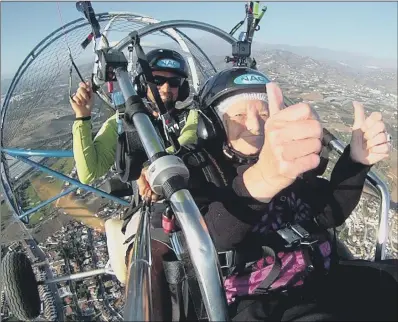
[{"xmin": 70, "ymin": 48, "xmax": 198, "ymax": 185}]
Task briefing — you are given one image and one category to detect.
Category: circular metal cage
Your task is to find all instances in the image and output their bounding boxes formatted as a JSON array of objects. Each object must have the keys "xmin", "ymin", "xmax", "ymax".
[
  {"xmin": 0, "ymin": 12, "xmax": 237, "ymax": 239},
  {"xmin": 0, "ymin": 9, "xmax": 394, "ymax": 322}
]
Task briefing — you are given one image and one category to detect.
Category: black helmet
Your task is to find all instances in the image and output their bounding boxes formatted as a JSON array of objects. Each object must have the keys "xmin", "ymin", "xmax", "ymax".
[
  {"xmin": 196, "ymin": 67, "xmax": 270, "ymax": 110},
  {"xmin": 136, "ymin": 48, "xmax": 189, "ymax": 78}
]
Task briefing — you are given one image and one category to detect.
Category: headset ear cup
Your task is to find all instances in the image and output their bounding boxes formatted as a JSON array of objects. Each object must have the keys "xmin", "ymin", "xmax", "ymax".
[
  {"xmin": 197, "ymin": 113, "xmax": 216, "ymax": 141},
  {"xmin": 134, "ymin": 75, "xmax": 146, "ymax": 98},
  {"xmin": 177, "ymin": 80, "xmax": 190, "ymax": 102}
]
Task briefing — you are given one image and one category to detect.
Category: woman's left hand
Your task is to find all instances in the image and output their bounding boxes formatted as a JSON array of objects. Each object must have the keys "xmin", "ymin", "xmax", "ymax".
[{"xmin": 349, "ymin": 101, "xmax": 391, "ymax": 165}]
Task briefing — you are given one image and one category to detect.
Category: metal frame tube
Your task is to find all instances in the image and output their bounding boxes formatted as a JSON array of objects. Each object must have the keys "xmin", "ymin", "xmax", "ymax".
[
  {"xmin": 328, "ymin": 138, "xmax": 390, "ymax": 261},
  {"xmin": 1, "ymin": 148, "xmax": 74, "ymax": 158},
  {"xmin": 1, "ymin": 12, "xmax": 158, "ymax": 144},
  {"xmin": 19, "ymin": 186, "xmax": 78, "ymax": 220},
  {"xmin": 170, "ymin": 189, "xmax": 229, "ymax": 320},
  {"xmin": 45, "ymin": 268, "xmax": 108, "ymax": 284},
  {"xmin": 114, "ymin": 20, "xmax": 237, "ymax": 52},
  {"xmin": 124, "ymin": 207, "xmax": 153, "ymax": 321},
  {"xmin": 115, "ymin": 69, "xmax": 165, "ymax": 157},
  {"xmin": 174, "ymin": 28, "xmax": 217, "ymax": 75},
  {"xmin": 1, "ymin": 159, "xmax": 22, "ymax": 217},
  {"xmin": 11, "ymin": 155, "xmax": 130, "ymax": 206},
  {"xmin": 115, "ymin": 68, "xmax": 229, "ymax": 321},
  {"xmin": 1, "ymin": 148, "xmax": 130, "ymax": 224}
]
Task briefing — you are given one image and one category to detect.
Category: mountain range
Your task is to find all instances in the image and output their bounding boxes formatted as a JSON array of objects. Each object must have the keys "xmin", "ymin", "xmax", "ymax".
[
  {"xmin": 252, "ymin": 43, "xmax": 397, "ymax": 70},
  {"xmin": 1, "ymin": 42, "xmax": 396, "ymax": 98}
]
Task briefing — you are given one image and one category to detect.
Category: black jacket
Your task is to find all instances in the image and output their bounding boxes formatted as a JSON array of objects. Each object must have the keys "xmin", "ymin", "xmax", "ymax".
[{"xmin": 187, "ymin": 145, "xmax": 371, "ymax": 252}]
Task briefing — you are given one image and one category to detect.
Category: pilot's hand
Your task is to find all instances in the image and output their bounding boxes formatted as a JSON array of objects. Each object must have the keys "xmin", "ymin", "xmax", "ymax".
[
  {"xmin": 244, "ymin": 83, "xmax": 322, "ymax": 202},
  {"xmin": 349, "ymin": 101, "xmax": 391, "ymax": 165},
  {"xmin": 137, "ymin": 167, "xmax": 159, "ymax": 203},
  {"xmin": 70, "ymin": 81, "xmax": 93, "ymax": 118}
]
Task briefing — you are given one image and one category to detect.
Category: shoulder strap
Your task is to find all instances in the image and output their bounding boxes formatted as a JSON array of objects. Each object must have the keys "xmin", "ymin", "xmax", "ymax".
[
  {"xmin": 252, "ymin": 246, "xmax": 282, "ymax": 294},
  {"xmin": 179, "ymin": 145, "xmax": 229, "ymax": 189},
  {"xmin": 129, "ymin": 32, "xmax": 181, "ymax": 152},
  {"xmin": 115, "ymin": 130, "xmax": 147, "ymax": 183},
  {"xmin": 178, "ymin": 233, "xmax": 209, "ymax": 321},
  {"xmin": 163, "ymin": 257, "xmax": 189, "ymax": 321},
  {"xmin": 130, "ymin": 32, "xmax": 167, "ymax": 116}
]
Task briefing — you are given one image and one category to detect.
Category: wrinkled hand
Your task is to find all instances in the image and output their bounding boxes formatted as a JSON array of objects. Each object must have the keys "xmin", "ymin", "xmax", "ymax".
[
  {"xmin": 137, "ymin": 167, "xmax": 159, "ymax": 203},
  {"xmin": 245, "ymin": 83, "xmax": 322, "ymax": 202},
  {"xmin": 349, "ymin": 102, "xmax": 390, "ymax": 165},
  {"xmin": 70, "ymin": 81, "xmax": 93, "ymax": 118}
]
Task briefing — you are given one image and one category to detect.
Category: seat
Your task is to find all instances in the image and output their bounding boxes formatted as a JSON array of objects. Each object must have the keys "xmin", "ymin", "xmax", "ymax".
[{"xmin": 105, "ymin": 216, "xmax": 141, "ymax": 284}]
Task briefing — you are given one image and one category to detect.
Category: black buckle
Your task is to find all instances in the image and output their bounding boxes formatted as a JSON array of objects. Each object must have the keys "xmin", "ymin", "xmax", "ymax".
[
  {"xmin": 218, "ymin": 250, "xmax": 235, "ymax": 269},
  {"xmin": 129, "ymin": 31, "xmax": 140, "ymax": 46},
  {"xmin": 276, "ymin": 224, "xmax": 318, "ymax": 248}
]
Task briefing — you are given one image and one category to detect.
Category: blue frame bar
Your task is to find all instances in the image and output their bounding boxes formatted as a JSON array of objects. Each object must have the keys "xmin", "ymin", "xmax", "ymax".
[
  {"xmin": 1, "ymin": 148, "xmax": 131, "ymax": 223},
  {"xmin": 1, "ymin": 148, "xmax": 74, "ymax": 158},
  {"xmin": 12, "ymin": 155, "xmax": 130, "ymax": 206},
  {"xmin": 19, "ymin": 186, "xmax": 79, "ymax": 220}
]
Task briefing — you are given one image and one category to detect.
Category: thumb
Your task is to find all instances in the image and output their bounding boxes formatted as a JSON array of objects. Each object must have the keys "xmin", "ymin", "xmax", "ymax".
[
  {"xmin": 352, "ymin": 101, "xmax": 366, "ymax": 130},
  {"xmin": 266, "ymin": 82, "xmax": 284, "ymax": 116}
]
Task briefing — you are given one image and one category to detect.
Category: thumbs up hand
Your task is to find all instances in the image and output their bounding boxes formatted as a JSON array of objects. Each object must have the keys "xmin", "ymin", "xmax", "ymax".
[
  {"xmin": 244, "ymin": 83, "xmax": 323, "ymax": 202},
  {"xmin": 349, "ymin": 101, "xmax": 390, "ymax": 165}
]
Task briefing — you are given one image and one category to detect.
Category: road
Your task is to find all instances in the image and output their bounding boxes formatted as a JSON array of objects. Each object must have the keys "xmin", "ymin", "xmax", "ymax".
[
  {"xmin": 23, "ymin": 239, "xmax": 64, "ymax": 322},
  {"xmin": 61, "ymin": 248, "xmax": 83, "ymax": 319}
]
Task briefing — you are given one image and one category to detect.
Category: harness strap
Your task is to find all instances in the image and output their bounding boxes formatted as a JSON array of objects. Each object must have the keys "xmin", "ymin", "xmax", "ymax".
[
  {"xmin": 115, "ymin": 124, "xmax": 148, "ymax": 187},
  {"xmin": 130, "ymin": 32, "xmax": 181, "ymax": 152},
  {"xmin": 131, "ymin": 180, "xmax": 140, "ymax": 208},
  {"xmin": 253, "ymin": 246, "xmax": 282, "ymax": 294},
  {"xmin": 130, "ymin": 32, "xmax": 167, "ymax": 116},
  {"xmin": 178, "ymin": 236, "xmax": 209, "ymax": 321},
  {"xmin": 219, "ymin": 246, "xmax": 282, "ymax": 294},
  {"xmin": 121, "ymin": 201, "xmax": 143, "ymax": 235},
  {"xmin": 330, "ymin": 227, "xmax": 339, "ymax": 271},
  {"xmin": 163, "ymin": 258, "xmax": 189, "ymax": 321},
  {"xmin": 307, "ymin": 242, "xmax": 327, "ymax": 276},
  {"xmin": 123, "ymin": 201, "xmax": 151, "ymax": 267}
]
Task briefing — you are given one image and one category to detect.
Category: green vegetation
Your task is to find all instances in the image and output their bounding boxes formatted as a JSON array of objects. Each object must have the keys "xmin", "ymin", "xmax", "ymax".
[
  {"xmin": 48, "ymin": 158, "xmax": 75, "ymax": 191},
  {"xmin": 13, "ymin": 157, "xmax": 76, "ymax": 227},
  {"xmin": 16, "ymin": 179, "xmax": 50, "ymax": 226},
  {"xmin": 1, "ymin": 188, "xmax": 46, "ymax": 226},
  {"xmin": 25, "ymin": 182, "xmax": 40, "ymax": 205},
  {"xmin": 29, "ymin": 209, "xmax": 45, "ymax": 225},
  {"xmin": 51, "ymin": 158, "xmax": 75, "ymax": 174},
  {"xmin": 1, "ymin": 201, "xmax": 10, "ymax": 212},
  {"xmin": 338, "ymin": 226, "xmax": 349, "ymax": 242},
  {"xmin": 32, "ymin": 157, "xmax": 75, "ymax": 186}
]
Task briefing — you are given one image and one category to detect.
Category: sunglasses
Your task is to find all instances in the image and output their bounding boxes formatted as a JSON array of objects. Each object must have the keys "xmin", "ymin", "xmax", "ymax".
[{"xmin": 152, "ymin": 75, "xmax": 184, "ymax": 88}]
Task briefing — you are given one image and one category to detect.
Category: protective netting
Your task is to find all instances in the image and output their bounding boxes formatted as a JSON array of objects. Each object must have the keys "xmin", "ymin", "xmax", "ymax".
[
  {"xmin": 1, "ymin": 14, "xmax": 149, "ymax": 150},
  {"xmin": 0, "ymin": 13, "xmax": 233, "ymax": 239},
  {"xmin": 121, "ymin": 27, "xmax": 230, "ymax": 111},
  {"xmin": 1, "ymin": 13, "xmax": 225, "ymax": 151},
  {"xmin": 174, "ymin": 29, "xmax": 217, "ymax": 85}
]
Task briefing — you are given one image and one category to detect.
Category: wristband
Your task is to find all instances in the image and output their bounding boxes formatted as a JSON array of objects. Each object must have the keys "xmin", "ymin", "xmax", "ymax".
[{"xmin": 75, "ymin": 116, "xmax": 92, "ymax": 121}]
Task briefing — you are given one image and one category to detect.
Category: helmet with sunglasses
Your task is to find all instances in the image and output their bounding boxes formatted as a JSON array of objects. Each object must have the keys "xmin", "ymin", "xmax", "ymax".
[{"xmin": 134, "ymin": 48, "xmax": 190, "ymax": 102}]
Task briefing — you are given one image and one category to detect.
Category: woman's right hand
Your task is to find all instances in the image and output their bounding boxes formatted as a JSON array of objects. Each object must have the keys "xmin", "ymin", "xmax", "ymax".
[
  {"xmin": 243, "ymin": 82, "xmax": 323, "ymax": 202},
  {"xmin": 70, "ymin": 81, "xmax": 93, "ymax": 118}
]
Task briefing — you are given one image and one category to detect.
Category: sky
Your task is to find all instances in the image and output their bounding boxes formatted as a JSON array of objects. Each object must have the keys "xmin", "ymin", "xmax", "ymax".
[{"xmin": 1, "ymin": 1, "xmax": 397, "ymax": 78}]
